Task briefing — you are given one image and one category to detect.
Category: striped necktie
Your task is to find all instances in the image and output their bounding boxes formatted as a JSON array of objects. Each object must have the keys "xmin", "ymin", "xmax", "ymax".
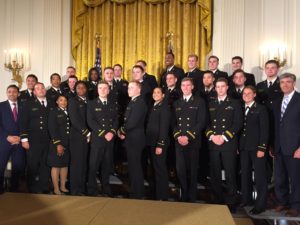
[{"xmin": 281, "ymin": 96, "xmax": 289, "ymax": 119}]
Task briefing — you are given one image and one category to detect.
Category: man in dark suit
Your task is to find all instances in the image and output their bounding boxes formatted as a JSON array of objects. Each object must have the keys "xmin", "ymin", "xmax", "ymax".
[
  {"xmin": 160, "ymin": 52, "xmax": 185, "ymax": 89},
  {"xmin": 87, "ymin": 81, "xmax": 119, "ymax": 196},
  {"xmin": 228, "ymin": 69, "xmax": 247, "ymax": 102},
  {"xmin": 136, "ymin": 60, "xmax": 158, "ymax": 91},
  {"xmin": 60, "ymin": 66, "xmax": 76, "ymax": 93},
  {"xmin": 272, "ymin": 73, "xmax": 300, "ymax": 217},
  {"xmin": 18, "ymin": 74, "xmax": 38, "ymax": 104},
  {"xmin": 173, "ymin": 77, "xmax": 207, "ymax": 202},
  {"xmin": 20, "ymin": 82, "xmax": 55, "ymax": 193},
  {"xmin": 205, "ymin": 78, "xmax": 243, "ymax": 211},
  {"xmin": 229, "ymin": 56, "xmax": 256, "ymax": 87},
  {"xmin": 46, "ymin": 73, "xmax": 64, "ymax": 102},
  {"xmin": 208, "ymin": 55, "xmax": 228, "ymax": 81},
  {"xmin": 185, "ymin": 54, "xmax": 204, "ymax": 96},
  {"xmin": 0, "ymin": 85, "xmax": 26, "ymax": 193},
  {"xmin": 118, "ymin": 81, "xmax": 148, "ymax": 199},
  {"xmin": 239, "ymin": 86, "xmax": 269, "ymax": 215},
  {"xmin": 132, "ymin": 65, "xmax": 152, "ymax": 107}
]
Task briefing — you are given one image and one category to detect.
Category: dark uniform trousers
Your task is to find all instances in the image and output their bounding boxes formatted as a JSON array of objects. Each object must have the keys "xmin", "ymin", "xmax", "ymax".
[
  {"xmin": 239, "ymin": 102, "xmax": 269, "ymax": 210},
  {"xmin": 173, "ymin": 96, "xmax": 206, "ymax": 202},
  {"xmin": 206, "ymin": 97, "xmax": 242, "ymax": 204},
  {"xmin": 146, "ymin": 101, "xmax": 171, "ymax": 200},
  {"xmin": 87, "ymin": 98, "xmax": 118, "ymax": 195},
  {"xmin": 68, "ymin": 96, "xmax": 89, "ymax": 195},
  {"xmin": 120, "ymin": 96, "xmax": 147, "ymax": 199},
  {"xmin": 20, "ymin": 98, "xmax": 54, "ymax": 193}
]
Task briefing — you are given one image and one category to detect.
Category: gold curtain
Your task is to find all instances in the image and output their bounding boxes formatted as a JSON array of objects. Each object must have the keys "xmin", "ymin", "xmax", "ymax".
[{"xmin": 72, "ymin": 0, "xmax": 212, "ymax": 81}]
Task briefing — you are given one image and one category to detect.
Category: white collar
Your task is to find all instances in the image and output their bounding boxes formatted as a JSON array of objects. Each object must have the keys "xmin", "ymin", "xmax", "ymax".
[
  {"xmin": 205, "ymin": 86, "xmax": 214, "ymax": 92},
  {"xmin": 99, "ymin": 97, "xmax": 108, "ymax": 103},
  {"xmin": 114, "ymin": 78, "xmax": 121, "ymax": 82},
  {"xmin": 183, "ymin": 94, "xmax": 192, "ymax": 101},
  {"xmin": 37, "ymin": 97, "xmax": 46, "ymax": 103},
  {"xmin": 211, "ymin": 69, "xmax": 218, "ymax": 73},
  {"xmin": 218, "ymin": 95, "xmax": 227, "ymax": 102},
  {"xmin": 189, "ymin": 68, "xmax": 197, "ymax": 73},
  {"xmin": 236, "ymin": 86, "xmax": 245, "ymax": 92},
  {"xmin": 131, "ymin": 95, "xmax": 140, "ymax": 101},
  {"xmin": 167, "ymin": 86, "xmax": 175, "ymax": 91},
  {"xmin": 284, "ymin": 90, "xmax": 295, "ymax": 99},
  {"xmin": 78, "ymin": 96, "xmax": 86, "ymax": 101},
  {"xmin": 245, "ymin": 101, "xmax": 255, "ymax": 108},
  {"xmin": 167, "ymin": 65, "xmax": 175, "ymax": 71},
  {"xmin": 266, "ymin": 76, "xmax": 278, "ymax": 84},
  {"xmin": 52, "ymin": 86, "xmax": 60, "ymax": 91},
  {"xmin": 8, "ymin": 100, "xmax": 17, "ymax": 106}
]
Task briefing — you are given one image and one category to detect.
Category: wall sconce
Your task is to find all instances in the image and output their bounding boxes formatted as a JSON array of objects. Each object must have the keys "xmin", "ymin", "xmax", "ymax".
[
  {"xmin": 4, "ymin": 49, "xmax": 28, "ymax": 88},
  {"xmin": 259, "ymin": 42, "xmax": 290, "ymax": 68}
]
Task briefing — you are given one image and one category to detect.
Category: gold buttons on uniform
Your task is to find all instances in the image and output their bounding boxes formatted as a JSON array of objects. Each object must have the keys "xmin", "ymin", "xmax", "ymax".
[
  {"xmin": 222, "ymin": 119, "xmax": 226, "ymax": 122},
  {"xmin": 40, "ymin": 127, "xmax": 43, "ymax": 130},
  {"xmin": 222, "ymin": 126, "xmax": 225, "ymax": 128}
]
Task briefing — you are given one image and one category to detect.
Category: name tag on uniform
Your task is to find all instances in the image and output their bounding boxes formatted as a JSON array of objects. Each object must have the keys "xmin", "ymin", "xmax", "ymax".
[
  {"xmin": 225, "ymin": 106, "xmax": 233, "ymax": 110},
  {"xmin": 32, "ymin": 108, "xmax": 39, "ymax": 111},
  {"xmin": 209, "ymin": 108, "xmax": 216, "ymax": 111},
  {"xmin": 57, "ymin": 114, "xmax": 64, "ymax": 118},
  {"xmin": 79, "ymin": 104, "xmax": 84, "ymax": 108},
  {"xmin": 176, "ymin": 107, "xmax": 181, "ymax": 111},
  {"xmin": 95, "ymin": 108, "xmax": 102, "ymax": 111},
  {"xmin": 189, "ymin": 106, "xmax": 198, "ymax": 109}
]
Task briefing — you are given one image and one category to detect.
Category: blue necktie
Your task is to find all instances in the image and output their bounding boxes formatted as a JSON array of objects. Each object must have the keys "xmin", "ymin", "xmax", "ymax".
[{"xmin": 281, "ymin": 96, "xmax": 289, "ymax": 119}]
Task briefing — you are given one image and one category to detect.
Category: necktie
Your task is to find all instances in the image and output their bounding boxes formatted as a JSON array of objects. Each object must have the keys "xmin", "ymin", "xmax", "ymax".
[
  {"xmin": 237, "ymin": 89, "xmax": 241, "ymax": 94},
  {"xmin": 103, "ymin": 101, "xmax": 107, "ymax": 105},
  {"xmin": 168, "ymin": 89, "xmax": 172, "ymax": 93},
  {"xmin": 184, "ymin": 98, "xmax": 188, "ymax": 102},
  {"xmin": 281, "ymin": 96, "xmax": 289, "ymax": 119},
  {"xmin": 268, "ymin": 81, "xmax": 272, "ymax": 88},
  {"xmin": 58, "ymin": 89, "xmax": 62, "ymax": 94},
  {"xmin": 12, "ymin": 103, "xmax": 18, "ymax": 122},
  {"xmin": 245, "ymin": 106, "xmax": 250, "ymax": 116},
  {"xmin": 41, "ymin": 100, "xmax": 46, "ymax": 108}
]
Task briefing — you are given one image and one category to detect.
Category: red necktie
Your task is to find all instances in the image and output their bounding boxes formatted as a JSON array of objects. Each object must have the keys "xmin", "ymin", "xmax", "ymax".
[{"xmin": 12, "ymin": 103, "xmax": 18, "ymax": 122}]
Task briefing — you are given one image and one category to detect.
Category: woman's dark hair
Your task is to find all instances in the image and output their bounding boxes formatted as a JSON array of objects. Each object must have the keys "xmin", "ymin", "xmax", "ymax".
[{"xmin": 88, "ymin": 67, "xmax": 101, "ymax": 82}]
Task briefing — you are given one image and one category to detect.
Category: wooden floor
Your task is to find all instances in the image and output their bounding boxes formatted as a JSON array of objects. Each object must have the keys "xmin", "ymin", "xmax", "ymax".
[{"xmin": 0, "ymin": 193, "xmax": 240, "ymax": 225}]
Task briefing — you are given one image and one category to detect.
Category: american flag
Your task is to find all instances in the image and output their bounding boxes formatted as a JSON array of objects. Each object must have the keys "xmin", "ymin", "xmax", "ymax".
[{"xmin": 94, "ymin": 45, "xmax": 102, "ymax": 80}]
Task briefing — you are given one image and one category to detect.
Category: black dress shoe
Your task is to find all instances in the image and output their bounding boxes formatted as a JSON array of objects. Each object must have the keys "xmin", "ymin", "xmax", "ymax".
[{"xmin": 250, "ymin": 207, "xmax": 265, "ymax": 215}]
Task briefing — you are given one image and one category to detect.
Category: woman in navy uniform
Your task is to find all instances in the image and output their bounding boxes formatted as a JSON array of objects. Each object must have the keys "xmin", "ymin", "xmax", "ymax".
[
  {"xmin": 146, "ymin": 87, "xmax": 170, "ymax": 200},
  {"xmin": 47, "ymin": 95, "xmax": 70, "ymax": 195},
  {"xmin": 239, "ymin": 86, "xmax": 269, "ymax": 214},
  {"xmin": 68, "ymin": 81, "xmax": 90, "ymax": 195}
]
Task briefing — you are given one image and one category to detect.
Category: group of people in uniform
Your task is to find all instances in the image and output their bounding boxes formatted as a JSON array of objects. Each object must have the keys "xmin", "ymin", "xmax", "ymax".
[{"xmin": 0, "ymin": 52, "xmax": 300, "ymax": 217}]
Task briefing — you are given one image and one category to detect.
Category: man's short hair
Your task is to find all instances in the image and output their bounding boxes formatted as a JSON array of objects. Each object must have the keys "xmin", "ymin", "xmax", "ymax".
[
  {"xmin": 232, "ymin": 69, "xmax": 245, "ymax": 78},
  {"xmin": 67, "ymin": 66, "xmax": 76, "ymax": 71},
  {"xmin": 181, "ymin": 77, "xmax": 194, "ymax": 85},
  {"xmin": 188, "ymin": 54, "xmax": 199, "ymax": 61},
  {"xmin": 216, "ymin": 77, "xmax": 228, "ymax": 85},
  {"xmin": 33, "ymin": 82, "xmax": 45, "ymax": 90},
  {"xmin": 166, "ymin": 72, "xmax": 177, "ymax": 78},
  {"xmin": 26, "ymin": 74, "xmax": 38, "ymax": 82},
  {"xmin": 166, "ymin": 52, "xmax": 175, "ymax": 59},
  {"xmin": 208, "ymin": 55, "xmax": 219, "ymax": 62},
  {"xmin": 97, "ymin": 80, "xmax": 110, "ymax": 88},
  {"xmin": 132, "ymin": 65, "xmax": 145, "ymax": 73},
  {"xmin": 243, "ymin": 85, "xmax": 257, "ymax": 94},
  {"xmin": 279, "ymin": 73, "xmax": 296, "ymax": 82},
  {"xmin": 203, "ymin": 70, "xmax": 214, "ymax": 77},
  {"xmin": 232, "ymin": 56, "xmax": 243, "ymax": 64},
  {"xmin": 129, "ymin": 80, "xmax": 142, "ymax": 89},
  {"xmin": 113, "ymin": 64, "xmax": 123, "ymax": 70},
  {"xmin": 104, "ymin": 67, "xmax": 114, "ymax": 72},
  {"xmin": 50, "ymin": 73, "xmax": 61, "ymax": 81},
  {"xmin": 68, "ymin": 75, "xmax": 78, "ymax": 81},
  {"xmin": 265, "ymin": 59, "xmax": 280, "ymax": 68},
  {"xmin": 7, "ymin": 84, "xmax": 19, "ymax": 92},
  {"xmin": 75, "ymin": 80, "xmax": 87, "ymax": 90},
  {"xmin": 136, "ymin": 60, "xmax": 147, "ymax": 67}
]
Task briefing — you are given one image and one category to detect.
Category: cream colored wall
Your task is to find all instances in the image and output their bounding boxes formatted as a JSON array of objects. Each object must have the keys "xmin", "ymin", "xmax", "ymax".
[
  {"xmin": 0, "ymin": 0, "xmax": 73, "ymax": 101},
  {"xmin": 212, "ymin": 0, "xmax": 300, "ymax": 89}
]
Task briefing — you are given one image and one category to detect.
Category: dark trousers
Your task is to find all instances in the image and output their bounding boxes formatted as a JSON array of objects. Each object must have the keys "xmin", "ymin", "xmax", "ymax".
[
  {"xmin": 0, "ymin": 144, "xmax": 25, "ymax": 193},
  {"xmin": 240, "ymin": 150, "xmax": 267, "ymax": 210},
  {"xmin": 26, "ymin": 139, "xmax": 50, "ymax": 193},
  {"xmin": 210, "ymin": 150, "xmax": 237, "ymax": 204},
  {"xmin": 87, "ymin": 141, "xmax": 114, "ymax": 195},
  {"xmin": 150, "ymin": 146, "xmax": 169, "ymax": 200},
  {"xmin": 275, "ymin": 153, "xmax": 300, "ymax": 210},
  {"xmin": 70, "ymin": 131, "xmax": 88, "ymax": 195},
  {"xmin": 176, "ymin": 143, "xmax": 199, "ymax": 202},
  {"xmin": 126, "ymin": 141, "xmax": 144, "ymax": 199}
]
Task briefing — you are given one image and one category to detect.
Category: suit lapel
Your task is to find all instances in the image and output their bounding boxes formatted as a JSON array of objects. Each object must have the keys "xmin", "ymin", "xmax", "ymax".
[{"xmin": 282, "ymin": 92, "xmax": 299, "ymax": 119}]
